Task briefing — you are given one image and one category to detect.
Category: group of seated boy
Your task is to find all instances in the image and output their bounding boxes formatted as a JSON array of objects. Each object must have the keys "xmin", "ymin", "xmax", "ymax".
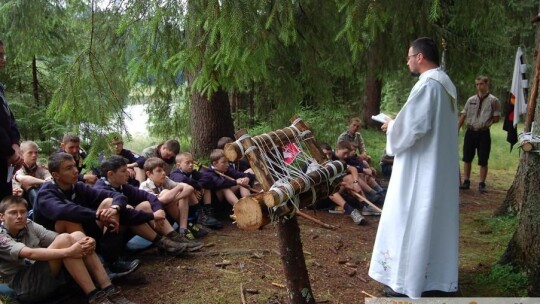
[
  {"xmin": 1, "ymin": 134, "xmax": 259, "ymax": 303},
  {"xmin": 1, "ymin": 121, "xmax": 387, "ymax": 303}
]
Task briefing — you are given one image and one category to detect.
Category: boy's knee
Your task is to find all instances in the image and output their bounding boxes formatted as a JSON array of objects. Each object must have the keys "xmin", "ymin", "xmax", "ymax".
[
  {"xmin": 70, "ymin": 231, "xmax": 86, "ymax": 241},
  {"xmin": 135, "ymin": 201, "xmax": 151, "ymax": 211},
  {"xmin": 54, "ymin": 233, "xmax": 76, "ymax": 247}
]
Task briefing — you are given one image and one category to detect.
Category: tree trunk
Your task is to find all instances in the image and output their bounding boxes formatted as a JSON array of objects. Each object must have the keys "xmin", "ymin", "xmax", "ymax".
[
  {"xmin": 498, "ymin": 16, "xmax": 540, "ymax": 293},
  {"xmin": 32, "ymin": 55, "xmax": 40, "ymax": 107},
  {"xmin": 498, "ymin": 150, "xmax": 540, "ymax": 295},
  {"xmin": 188, "ymin": 81, "xmax": 235, "ymax": 159},
  {"xmin": 363, "ymin": 74, "xmax": 382, "ymax": 128},
  {"xmin": 362, "ymin": 39, "xmax": 383, "ymax": 128},
  {"xmin": 249, "ymin": 82, "xmax": 255, "ymax": 128}
]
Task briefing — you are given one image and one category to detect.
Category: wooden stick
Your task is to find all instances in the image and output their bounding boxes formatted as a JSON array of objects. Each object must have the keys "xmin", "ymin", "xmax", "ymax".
[
  {"xmin": 182, "ymin": 249, "xmax": 270, "ymax": 257},
  {"xmin": 361, "ymin": 290, "xmax": 376, "ymax": 298},
  {"xmin": 296, "ymin": 210, "xmax": 337, "ymax": 230},
  {"xmin": 198, "ymin": 162, "xmax": 261, "ymax": 193},
  {"xmin": 350, "ymin": 192, "xmax": 383, "ymax": 213},
  {"xmin": 240, "ymin": 283, "xmax": 247, "ymax": 304}
]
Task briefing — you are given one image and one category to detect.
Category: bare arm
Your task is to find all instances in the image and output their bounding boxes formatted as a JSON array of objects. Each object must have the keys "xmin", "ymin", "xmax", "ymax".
[
  {"xmin": 19, "ymin": 242, "xmax": 85, "ymax": 260},
  {"xmin": 457, "ymin": 114, "xmax": 466, "ymax": 130},
  {"xmin": 16, "ymin": 175, "xmax": 48, "ymax": 190}
]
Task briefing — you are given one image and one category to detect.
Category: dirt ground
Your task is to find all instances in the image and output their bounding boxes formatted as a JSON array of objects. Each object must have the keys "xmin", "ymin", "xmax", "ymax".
[{"xmin": 119, "ymin": 181, "xmax": 507, "ymax": 304}]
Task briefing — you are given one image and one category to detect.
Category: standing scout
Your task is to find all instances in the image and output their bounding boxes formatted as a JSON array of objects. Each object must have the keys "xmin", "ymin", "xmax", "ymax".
[{"xmin": 458, "ymin": 75, "xmax": 500, "ymax": 193}]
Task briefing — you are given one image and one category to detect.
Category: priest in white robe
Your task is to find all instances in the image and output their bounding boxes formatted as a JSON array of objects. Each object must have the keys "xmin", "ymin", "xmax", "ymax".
[{"xmin": 368, "ymin": 37, "xmax": 459, "ymax": 298}]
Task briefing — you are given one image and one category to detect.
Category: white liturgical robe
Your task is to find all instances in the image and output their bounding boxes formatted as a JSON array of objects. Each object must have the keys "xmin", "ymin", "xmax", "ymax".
[{"xmin": 368, "ymin": 68, "xmax": 460, "ymax": 298}]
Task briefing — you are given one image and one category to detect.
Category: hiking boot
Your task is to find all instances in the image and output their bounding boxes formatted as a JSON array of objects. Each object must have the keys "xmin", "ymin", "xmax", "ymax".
[
  {"xmin": 168, "ymin": 231, "xmax": 204, "ymax": 252},
  {"xmin": 350, "ymin": 209, "xmax": 365, "ymax": 225},
  {"xmin": 361, "ymin": 205, "xmax": 381, "ymax": 216},
  {"xmin": 89, "ymin": 290, "xmax": 114, "ymax": 304},
  {"xmin": 479, "ymin": 182, "xmax": 487, "ymax": 193},
  {"xmin": 199, "ymin": 204, "xmax": 223, "ymax": 229},
  {"xmin": 104, "ymin": 286, "xmax": 136, "ymax": 304},
  {"xmin": 186, "ymin": 222, "xmax": 208, "ymax": 239},
  {"xmin": 460, "ymin": 179, "xmax": 470, "ymax": 190},
  {"xmin": 156, "ymin": 236, "xmax": 188, "ymax": 255},
  {"xmin": 108, "ymin": 258, "xmax": 140, "ymax": 278}
]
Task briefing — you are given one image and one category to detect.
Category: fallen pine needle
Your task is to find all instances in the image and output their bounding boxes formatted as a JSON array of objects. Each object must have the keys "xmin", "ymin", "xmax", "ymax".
[{"xmin": 271, "ymin": 282, "xmax": 286, "ymax": 288}]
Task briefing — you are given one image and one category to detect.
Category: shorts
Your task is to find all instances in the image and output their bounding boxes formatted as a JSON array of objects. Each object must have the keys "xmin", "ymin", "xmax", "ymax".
[
  {"xmin": 10, "ymin": 261, "xmax": 68, "ymax": 302},
  {"xmin": 462, "ymin": 129, "xmax": 491, "ymax": 166}
]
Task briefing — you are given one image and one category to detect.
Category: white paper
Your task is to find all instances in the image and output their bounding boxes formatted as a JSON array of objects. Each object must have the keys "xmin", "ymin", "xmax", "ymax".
[{"xmin": 371, "ymin": 113, "xmax": 391, "ymax": 124}]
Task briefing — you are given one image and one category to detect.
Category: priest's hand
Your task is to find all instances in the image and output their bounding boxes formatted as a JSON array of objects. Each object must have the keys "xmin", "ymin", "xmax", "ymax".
[{"xmin": 381, "ymin": 117, "xmax": 393, "ymax": 133}]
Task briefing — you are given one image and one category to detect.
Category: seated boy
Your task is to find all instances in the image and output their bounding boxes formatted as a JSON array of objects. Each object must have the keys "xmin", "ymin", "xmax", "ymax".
[
  {"xmin": 0, "ymin": 195, "xmax": 134, "ymax": 303},
  {"xmin": 33, "ymin": 152, "xmax": 139, "ymax": 278},
  {"xmin": 141, "ymin": 139, "xmax": 180, "ymax": 175},
  {"xmin": 13, "ymin": 141, "xmax": 52, "ymax": 208},
  {"xmin": 380, "ymin": 149, "xmax": 394, "ymax": 178},
  {"xmin": 216, "ymin": 137, "xmax": 251, "ymax": 172},
  {"xmin": 57, "ymin": 133, "xmax": 98, "ymax": 185},
  {"xmin": 199, "ymin": 149, "xmax": 255, "ymax": 208},
  {"xmin": 140, "ymin": 157, "xmax": 203, "ymax": 247},
  {"xmin": 110, "ymin": 136, "xmax": 146, "ymax": 185},
  {"xmin": 318, "ymin": 144, "xmax": 366, "ymax": 224},
  {"xmin": 170, "ymin": 152, "xmax": 222, "ymax": 229},
  {"xmin": 95, "ymin": 155, "xmax": 199, "ymax": 254},
  {"xmin": 331, "ymin": 142, "xmax": 383, "ymax": 217}
]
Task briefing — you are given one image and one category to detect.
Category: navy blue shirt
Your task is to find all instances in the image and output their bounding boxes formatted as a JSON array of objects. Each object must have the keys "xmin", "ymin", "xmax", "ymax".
[
  {"xmin": 34, "ymin": 181, "xmax": 128, "ymax": 231},
  {"xmin": 199, "ymin": 167, "xmax": 255, "ymax": 191},
  {"xmin": 94, "ymin": 178, "xmax": 160, "ymax": 225},
  {"xmin": 169, "ymin": 168, "xmax": 202, "ymax": 190}
]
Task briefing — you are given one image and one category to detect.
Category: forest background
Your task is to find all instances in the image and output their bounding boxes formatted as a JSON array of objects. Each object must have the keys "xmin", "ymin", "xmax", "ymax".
[
  {"xmin": 2, "ymin": 0, "xmax": 540, "ymax": 297},
  {"xmin": 0, "ymin": 0, "xmax": 536, "ymax": 163}
]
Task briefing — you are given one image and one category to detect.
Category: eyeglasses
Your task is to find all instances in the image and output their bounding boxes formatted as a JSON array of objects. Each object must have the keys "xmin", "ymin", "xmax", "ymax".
[{"xmin": 406, "ymin": 53, "xmax": 419, "ymax": 61}]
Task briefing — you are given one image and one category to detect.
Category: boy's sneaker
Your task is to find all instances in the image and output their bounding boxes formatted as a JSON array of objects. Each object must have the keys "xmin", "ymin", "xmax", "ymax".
[
  {"xmin": 108, "ymin": 258, "xmax": 140, "ymax": 278},
  {"xmin": 199, "ymin": 205, "xmax": 223, "ymax": 229},
  {"xmin": 459, "ymin": 179, "xmax": 470, "ymax": 190},
  {"xmin": 89, "ymin": 290, "xmax": 114, "ymax": 304},
  {"xmin": 329, "ymin": 206, "xmax": 345, "ymax": 214},
  {"xmin": 186, "ymin": 222, "xmax": 208, "ymax": 239},
  {"xmin": 479, "ymin": 182, "xmax": 487, "ymax": 193},
  {"xmin": 361, "ymin": 205, "xmax": 381, "ymax": 216},
  {"xmin": 350, "ymin": 209, "xmax": 365, "ymax": 225},
  {"xmin": 104, "ymin": 286, "xmax": 136, "ymax": 304},
  {"xmin": 156, "ymin": 236, "xmax": 188, "ymax": 255}
]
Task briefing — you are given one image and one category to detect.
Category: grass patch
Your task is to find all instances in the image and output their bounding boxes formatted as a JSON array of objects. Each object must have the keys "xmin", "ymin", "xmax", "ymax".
[
  {"xmin": 475, "ymin": 264, "xmax": 528, "ymax": 296},
  {"xmin": 460, "ymin": 208, "xmax": 525, "ymax": 296}
]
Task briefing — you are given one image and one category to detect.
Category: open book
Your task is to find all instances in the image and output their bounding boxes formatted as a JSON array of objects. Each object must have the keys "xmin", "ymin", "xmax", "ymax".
[{"xmin": 371, "ymin": 113, "xmax": 391, "ymax": 124}]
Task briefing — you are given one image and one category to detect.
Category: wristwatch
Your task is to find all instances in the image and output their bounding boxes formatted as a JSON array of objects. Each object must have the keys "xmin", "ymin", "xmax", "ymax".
[{"xmin": 111, "ymin": 205, "xmax": 121, "ymax": 212}]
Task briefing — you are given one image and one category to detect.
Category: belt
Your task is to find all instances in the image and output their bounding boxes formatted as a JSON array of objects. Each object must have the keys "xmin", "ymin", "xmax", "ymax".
[{"xmin": 467, "ymin": 126, "xmax": 489, "ymax": 132}]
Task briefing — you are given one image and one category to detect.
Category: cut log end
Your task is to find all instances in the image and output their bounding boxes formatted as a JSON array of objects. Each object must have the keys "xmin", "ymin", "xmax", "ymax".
[
  {"xmin": 233, "ymin": 196, "xmax": 270, "ymax": 231},
  {"xmin": 224, "ymin": 143, "xmax": 242, "ymax": 162},
  {"xmin": 522, "ymin": 141, "xmax": 533, "ymax": 152}
]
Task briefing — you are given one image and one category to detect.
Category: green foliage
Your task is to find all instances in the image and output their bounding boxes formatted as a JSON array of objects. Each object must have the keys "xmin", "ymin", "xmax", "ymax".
[{"xmin": 475, "ymin": 264, "xmax": 527, "ymax": 295}]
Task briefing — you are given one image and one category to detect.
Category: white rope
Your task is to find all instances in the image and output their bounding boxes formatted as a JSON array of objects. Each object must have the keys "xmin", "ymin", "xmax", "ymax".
[{"xmin": 242, "ymin": 122, "xmax": 341, "ymax": 223}]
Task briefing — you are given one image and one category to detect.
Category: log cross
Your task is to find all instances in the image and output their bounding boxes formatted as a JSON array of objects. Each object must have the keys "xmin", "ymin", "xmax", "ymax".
[{"xmin": 226, "ymin": 116, "xmax": 345, "ymax": 304}]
